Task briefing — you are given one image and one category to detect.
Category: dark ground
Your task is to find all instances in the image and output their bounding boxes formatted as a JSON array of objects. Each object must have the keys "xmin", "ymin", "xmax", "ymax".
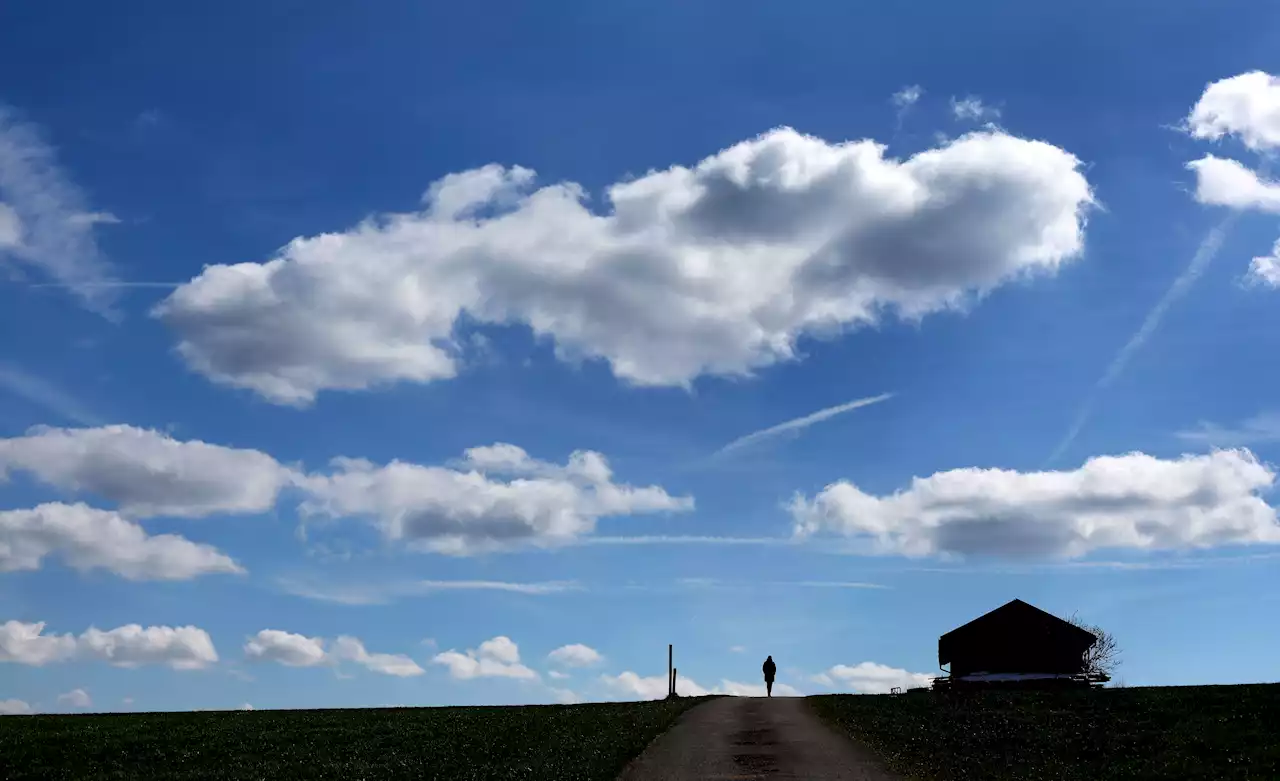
[
  {"xmin": 0, "ymin": 698, "xmax": 708, "ymax": 780},
  {"xmin": 810, "ymin": 682, "xmax": 1280, "ymax": 781}
]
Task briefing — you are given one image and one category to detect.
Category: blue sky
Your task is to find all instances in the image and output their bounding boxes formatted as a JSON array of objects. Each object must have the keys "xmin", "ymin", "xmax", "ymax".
[{"xmin": 3, "ymin": 0, "xmax": 1280, "ymax": 714}]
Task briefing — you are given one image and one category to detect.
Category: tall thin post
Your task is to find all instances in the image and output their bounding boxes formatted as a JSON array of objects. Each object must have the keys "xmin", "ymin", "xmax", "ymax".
[
  {"xmin": 673, "ymin": 667, "xmax": 678, "ymax": 696},
  {"xmin": 668, "ymin": 644, "xmax": 673, "ymax": 697}
]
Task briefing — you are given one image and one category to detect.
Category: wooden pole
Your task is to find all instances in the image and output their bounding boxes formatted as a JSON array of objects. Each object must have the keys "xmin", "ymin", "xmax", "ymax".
[
  {"xmin": 670, "ymin": 642, "xmax": 680, "ymax": 696},
  {"xmin": 673, "ymin": 667, "xmax": 678, "ymax": 697}
]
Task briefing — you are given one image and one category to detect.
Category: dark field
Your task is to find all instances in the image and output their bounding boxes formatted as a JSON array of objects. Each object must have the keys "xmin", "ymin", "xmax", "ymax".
[
  {"xmin": 811, "ymin": 683, "xmax": 1280, "ymax": 780},
  {"xmin": 0, "ymin": 698, "xmax": 708, "ymax": 780}
]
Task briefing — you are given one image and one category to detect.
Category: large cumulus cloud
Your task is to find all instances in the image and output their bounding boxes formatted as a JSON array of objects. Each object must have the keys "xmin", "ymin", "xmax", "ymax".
[{"xmin": 155, "ymin": 128, "xmax": 1094, "ymax": 405}]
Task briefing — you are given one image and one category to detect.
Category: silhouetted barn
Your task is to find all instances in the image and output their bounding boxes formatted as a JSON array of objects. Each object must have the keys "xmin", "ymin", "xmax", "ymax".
[{"xmin": 934, "ymin": 599, "xmax": 1104, "ymax": 690}]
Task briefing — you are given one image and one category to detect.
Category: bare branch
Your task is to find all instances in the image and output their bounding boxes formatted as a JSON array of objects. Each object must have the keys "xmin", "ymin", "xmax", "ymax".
[{"xmin": 1068, "ymin": 611, "xmax": 1122, "ymax": 677}]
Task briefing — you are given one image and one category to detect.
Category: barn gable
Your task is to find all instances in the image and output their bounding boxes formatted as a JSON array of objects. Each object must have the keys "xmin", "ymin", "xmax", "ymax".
[{"xmin": 939, "ymin": 598, "xmax": 1097, "ymax": 677}]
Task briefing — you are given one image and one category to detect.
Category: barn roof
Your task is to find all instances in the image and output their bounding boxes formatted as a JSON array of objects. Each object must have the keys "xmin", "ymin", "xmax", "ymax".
[{"xmin": 938, "ymin": 599, "xmax": 1097, "ymax": 666}]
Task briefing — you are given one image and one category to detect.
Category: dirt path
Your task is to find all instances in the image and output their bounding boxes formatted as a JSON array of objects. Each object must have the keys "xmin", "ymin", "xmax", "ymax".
[{"xmin": 616, "ymin": 696, "xmax": 900, "ymax": 780}]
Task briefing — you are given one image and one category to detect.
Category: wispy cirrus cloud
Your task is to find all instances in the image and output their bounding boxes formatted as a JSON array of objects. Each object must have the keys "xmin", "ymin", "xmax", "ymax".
[
  {"xmin": 714, "ymin": 392, "xmax": 893, "ymax": 457},
  {"xmin": 578, "ymin": 535, "xmax": 794, "ymax": 547},
  {"xmin": 0, "ymin": 364, "xmax": 105, "ymax": 427},
  {"xmin": 276, "ymin": 577, "xmax": 581, "ymax": 606},
  {"xmin": 0, "ymin": 105, "xmax": 120, "ymax": 315},
  {"xmin": 1176, "ymin": 412, "xmax": 1280, "ymax": 447}
]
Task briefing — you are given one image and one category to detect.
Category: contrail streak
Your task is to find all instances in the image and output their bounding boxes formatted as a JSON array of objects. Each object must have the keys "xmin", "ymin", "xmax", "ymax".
[
  {"xmin": 1045, "ymin": 212, "xmax": 1239, "ymax": 466},
  {"xmin": 715, "ymin": 392, "xmax": 894, "ymax": 457}
]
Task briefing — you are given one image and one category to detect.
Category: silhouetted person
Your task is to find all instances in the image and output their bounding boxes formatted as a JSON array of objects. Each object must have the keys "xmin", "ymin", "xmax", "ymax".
[{"xmin": 762, "ymin": 655, "xmax": 776, "ymax": 697}]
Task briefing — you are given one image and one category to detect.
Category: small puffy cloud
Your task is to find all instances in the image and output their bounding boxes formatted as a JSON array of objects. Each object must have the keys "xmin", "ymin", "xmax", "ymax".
[
  {"xmin": 0, "ymin": 503, "xmax": 243, "ymax": 580},
  {"xmin": 551, "ymin": 687, "xmax": 580, "ymax": 704},
  {"xmin": 432, "ymin": 636, "xmax": 538, "ymax": 680},
  {"xmin": 238, "ymin": 703, "xmax": 254, "ymax": 710},
  {"xmin": 0, "ymin": 698, "xmax": 32, "ymax": 715},
  {"xmin": 244, "ymin": 630, "xmax": 420, "ymax": 676},
  {"xmin": 717, "ymin": 680, "xmax": 804, "ymax": 697},
  {"xmin": 950, "ymin": 96, "xmax": 1000, "ymax": 122},
  {"xmin": 729, "ymin": 645, "xmax": 746, "ymax": 653},
  {"xmin": 0, "ymin": 105, "xmax": 119, "ymax": 313},
  {"xmin": 331, "ymin": 636, "xmax": 424, "ymax": 677},
  {"xmin": 547, "ymin": 643, "xmax": 603, "ymax": 668},
  {"xmin": 57, "ymin": 688, "xmax": 91, "ymax": 709},
  {"xmin": 0, "ymin": 425, "xmax": 296, "ymax": 518},
  {"xmin": 548, "ymin": 670, "xmax": 570, "ymax": 680},
  {"xmin": 791, "ymin": 449, "xmax": 1280, "ymax": 557},
  {"xmin": 0, "ymin": 620, "xmax": 78, "ymax": 665},
  {"xmin": 299, "ymin": 445, "xmax": 691, "ymax": 554},
  {"xmin": 602, "ymin": 671, "xmax": 709, "ymax": 699},
  {"xmin": 1186, "ymin": 155, "xmax": 1280, "ymax": 212},
  {"xmin": 244, "ymin": 630, "xmax": 329, "ymax": 668},
  {"xmin": 891, "ymin": 85, "xmax": 923, "ymax": 109},
  {"xmin": 813, "ymin": 662, "xmax": 934, "ymax": 694},
  {"xmin": 1186, "ymin": 71, "xmax": 1280, "ymax": 152},
  {"xmin": 78, "ymin": 624, "xmax": 218, "ymax": 670},
  {"xmin": 601, "ymin": 672, "xmax": 793, "ymax": 699},
  {"xmin": 1, "ymin": 620, "xmax": 218, "ymax": 670},
  {"xmin": 1248, "ymin": 239, "xmax": 1280, "ymax": 288},
  {"xmin": 155, "ymin": 127, "xmax": 1092, "ymax": 405}
]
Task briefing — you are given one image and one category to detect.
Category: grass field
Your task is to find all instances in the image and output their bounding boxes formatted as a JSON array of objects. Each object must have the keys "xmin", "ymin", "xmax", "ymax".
[
  {"xmin": 811, "ymin": 683, "xmax": 1280, "ymax": 780},
  {"xmin": 0, "ymin": 698, "xmax": 709, "ymax": 780}
]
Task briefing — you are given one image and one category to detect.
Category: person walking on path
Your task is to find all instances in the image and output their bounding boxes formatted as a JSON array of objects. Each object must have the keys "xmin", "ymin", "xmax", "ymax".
[{"xmin": 762, "ymin": 655, "xmax": 777, "ymax": 697}]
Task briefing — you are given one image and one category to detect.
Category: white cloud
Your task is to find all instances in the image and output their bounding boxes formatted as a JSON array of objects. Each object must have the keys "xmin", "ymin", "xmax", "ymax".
[
  {"xmin": 0, "ymin": 105, "xmax": 119, "ymax": 314},
  {"xmin": 244, "ymin": 629, "xmax": 422, "ymax": 676},
  {"xmin": 2, "ymin": 621, "xmax": 220, "ymax": 670},
  {"xmin": 550, "ymin": 687, "xmax": 580, "ymax": 704},
  {"xmin": 601, "ymin": 671, "xmax": 798, "ymax": 699},
  {"xmin": 432, "ymin": 635, "xmax": 538, "ymax": 680},
  {"xmin": 547, "ymin": 643, "xmax": 603, "ymax": 668},
  {"xmin": 244, "ymin": 630, "xmax": 329, "ymax": 667},
  {"xmin": 1187, "ymin": 156, "xmax": 1280, "ymax": 212},
  {"xmin": 950, "ymin": 96, "xmax": 1000, "ymax": 122},
  {"xmin": 891, "ymin": 85, "xmax": 923, "ymax": 110},
  {"xmin": 238, "ymin": 703, "xmax": 254, "ymax": 710},
  {"xmin": 57, "ymin": 688, "xmax": 91, "ymax": 709},
  {"xmin": 813, "ymin": 662, "xmax": 934, "ymax": 694},
  {"xmin": 792, "ymin": 449, "xmax": 1280, "ymax": 557},
  {"xmin": 1248, "ymin": 239, "xmax": 1280, "ymax": 288},
  {"xmin": 0, "ymin": 503, "xmax": 243, "ymax": 580},
  {"xmin": 548, "ymin": 670, "xmax": 570, "ymax": 680},
  {"xmin": 0, "ymin": 425, "xmax": 296, "ymax": 519},
  {"xmin": 602, "ymin": 671, "xmax": 709, "ymax": 699},
  {"xmin": 0, "ymin": 698, "xmax": 32, "ymax": 715},
  {"xmin": 0, "ymin": 427, "xmax": 687, "ymax": 555},
  {"xmin": 78, "ymin": 624, "xmax": 218, "ymax": 670},
  {"xmin": 1186, "ymin": 71, "xmax": 1280, "ymax": 152},
  {"xmin": 331, "ymin": 636, "xmax": 424, "ymax": 677},
  {"xmin": 729, "ymin": 645, "xmax": 746, "ymax": 653},
  {"xmin": 0, "ymin": 620, "xmax": 77, "ymax": 665},
  {"xmin": 155, "ymin": 128, "xmax": 1092, "ymax": 405},
  {"xmin": 717, "ymin": 679, "xmax": 804, "ymax": 697},
  {"xmin": 299, "ymin": 444, "xmax": 691, "ymax": 554},
  {"xmin": 1178, "ymin": 412, "xmax": 1280, "ymax": 447},
  {"xmin": 715, "ymin": 393, "xmax": 892, "ymax": 455}
]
